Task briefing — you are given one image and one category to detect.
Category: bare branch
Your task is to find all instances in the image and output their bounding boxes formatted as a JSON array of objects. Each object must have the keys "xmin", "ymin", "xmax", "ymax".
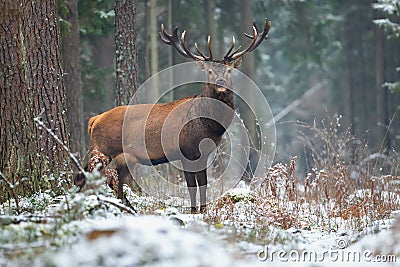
[
  {"xmin": 34, "ymin": 113, "xmax": 88, "ymax": 177},
  {"xmin": 0, "ymin": 170, "xmax": 20, "ymax": 213},
  {"xmin": 97, "ymin": 195, "xmax": 137, "ymax": 214}
]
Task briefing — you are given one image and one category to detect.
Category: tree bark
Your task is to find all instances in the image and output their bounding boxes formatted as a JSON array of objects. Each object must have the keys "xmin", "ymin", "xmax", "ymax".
[
  {"xmin": 91, "ymin": 35, "xmax": 115, "ymax": 111},
  {"xmin": 0, "ymin": 0, "xmax": 70, "ymax": 200},
  {"xmin": 204, "ymin": 0, "xmax": 218, "ymax": 56},
  {"xmin": 374, "ymin": 18, "xmax": 388, "ymax": 151},
  {"xmin": 143, "ymin": 0, "xmax": 151, "ymax": 79},
  {"xmin": 239, "ymin": 0, "xmax": 258, "ymax": 148},
  {"xmin": 115, "ymin": 0, "xmax": 138, "ymax": 105},
  {"xmin": 342, "ymin": 10, "xmax": 355, "ymax": 134},
  {"xmin": 61, "ymin": 0, "xmax": 85, "ymax": 156},
  {"xmin": 148, "ymin": 0, "xmax": 159, "ymax": 102}
]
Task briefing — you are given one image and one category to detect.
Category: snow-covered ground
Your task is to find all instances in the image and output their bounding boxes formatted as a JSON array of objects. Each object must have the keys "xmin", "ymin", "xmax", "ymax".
[
  {"xmin": 33, "ymin": 212, "xmax": 399, "ymax": 267},
  {"xmin": 0, "ymin": 183, "xmax": 399, "ymax": 267}
]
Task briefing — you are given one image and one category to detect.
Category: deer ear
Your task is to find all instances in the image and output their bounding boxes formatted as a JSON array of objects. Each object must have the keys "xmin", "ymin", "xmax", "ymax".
[
  {"xmin": 233, "ymin": 57, "xmax": 243, "ymax": 68},
  {"xmin": 195, "ymin": 61, "xmax": 206, "ymax": 70}
]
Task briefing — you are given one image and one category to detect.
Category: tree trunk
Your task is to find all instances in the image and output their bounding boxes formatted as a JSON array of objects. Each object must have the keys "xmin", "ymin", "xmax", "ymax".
[
  {"xmin": 171, "ymin": 0, "xmax": 186, "ymax": 100},
  {"xmin": 374, "ymin": 18, "xmax": 388, "ymax": 151},
  {"xmin": 204, "ymin": 0, "xmax": 218, "ymax": 55},
  {"xmin": 149, "ymin": 0, "xmax": 159, "ymax": 102},
  {"xmin": 115, "ymin": 0, "xmax": 138, "ymax": 105},
  {"xmin": 0, "ymin": 0, "xmax": 70, "ymax": 200},
  {"xmin": 91, "ymin": 35, "xmax": 115, "ymax": 112},
  {"xmin": 239, "ymin": 0, "xmax": 258, "ymax": 148},
  {"xmin": 61, "ymin": 0, "xmax": 85, "ymax": 156},
  {"xmin": 342, "ymin": 10, "xmax": 355, "ymax": 134},
  {"xmin": 143, "ymin": 0, "xmax": 151, "ymax": 79},
  {"xmin": 165, "ymin": 0, "xmax": 174, "ymax": 101}
]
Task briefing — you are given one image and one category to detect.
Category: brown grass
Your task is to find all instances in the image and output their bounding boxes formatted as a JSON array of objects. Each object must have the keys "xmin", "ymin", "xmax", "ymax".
[{"xmin": 205, "ymin": 116, "xmax": 400, "ymax": 233}]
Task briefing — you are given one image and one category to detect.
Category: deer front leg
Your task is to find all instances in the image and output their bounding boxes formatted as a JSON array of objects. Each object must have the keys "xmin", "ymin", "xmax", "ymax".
[
  {"xmin": 183, "ymin": 170, "xmax": 197, "ymax": 213},
  {"xmin": 196, "ymin": 169, "xmax": 207, "ymax": 213}
]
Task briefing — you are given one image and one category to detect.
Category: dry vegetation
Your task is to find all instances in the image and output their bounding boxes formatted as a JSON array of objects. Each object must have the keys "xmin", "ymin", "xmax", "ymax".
[{"xmin": 203, "ymin": 116, "xmax": 400, "ymax": 243}]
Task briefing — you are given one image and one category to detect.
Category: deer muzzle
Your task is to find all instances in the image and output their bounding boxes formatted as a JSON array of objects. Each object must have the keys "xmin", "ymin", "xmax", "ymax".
[{"xmin": 215, "ymin": 79, "xmax": 227, "ymax": 92}]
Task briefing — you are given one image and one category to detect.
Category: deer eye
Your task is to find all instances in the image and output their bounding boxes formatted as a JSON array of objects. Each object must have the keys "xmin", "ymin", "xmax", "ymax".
[
  {"xmin": 208, "ymin": 70, "xmax": 213, "ymax": 75},
  {"xmin": 227, "ymin": 68, "xmax": 232, "ymax": 74}
]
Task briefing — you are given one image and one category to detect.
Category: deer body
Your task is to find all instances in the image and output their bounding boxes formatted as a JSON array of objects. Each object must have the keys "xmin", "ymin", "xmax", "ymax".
[
  {"xmin": 77, "ymin": 19, "xmax": 271, "ymax": 213},
  {"xmin": 89, "ymin": 85, "xmax": 234, "ymax": 165}
]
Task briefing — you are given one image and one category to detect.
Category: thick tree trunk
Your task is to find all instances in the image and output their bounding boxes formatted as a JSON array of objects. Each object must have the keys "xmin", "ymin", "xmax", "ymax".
[
  {"xmin": 61, "ymin": 0, "xmax": 85, "ymax": 156},
  {"xmin": 0, "ymin": 0, "xmax": 70, "ymax": 200},
  {"xmin": 115, "ymin": 0, "xmax": 138, "ymax": 105}
]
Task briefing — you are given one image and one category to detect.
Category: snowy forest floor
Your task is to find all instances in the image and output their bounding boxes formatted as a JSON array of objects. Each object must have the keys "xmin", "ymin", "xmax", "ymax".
[{"xmin": 0, "ymin": 159, "xmax": 399, "ymax": 267}]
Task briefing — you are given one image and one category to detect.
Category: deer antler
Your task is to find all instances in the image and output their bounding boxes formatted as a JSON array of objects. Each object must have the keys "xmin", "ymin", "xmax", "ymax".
[
  {"xmin": 159, "ymin": 24, "xmax": 213, "ymax": 61},
  {"xmin": 224, "ymin": 18, "xmax": 271, "ymax": 60},
  {"xmin": 160, "ymin": 19, "xmax": 270, "ymax": 62}
]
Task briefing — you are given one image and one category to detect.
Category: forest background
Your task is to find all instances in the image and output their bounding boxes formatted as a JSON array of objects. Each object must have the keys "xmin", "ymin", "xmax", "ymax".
[{"xmin": 1, "ymin": 0, "xmax": 399, "ymax": 198}]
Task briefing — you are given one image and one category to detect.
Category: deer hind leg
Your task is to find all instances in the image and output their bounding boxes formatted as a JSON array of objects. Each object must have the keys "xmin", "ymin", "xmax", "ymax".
[
  {"xmin": 74, "ymin": 148, "xmax": 110, "ymax": 190},
  {"xmin": 196, "ymin": 169, "xmax": 207, "ymax": 213},
  {"xmin": 113, "ymin": 153, "xmax": 139, "ymax": 199},
  {"xmin": 183, "ymin": 170, "xmax": 197, "ymax": 213},
  {"xmin": 74, "ymin": 163, "xmax": 88, "ymax": 189}
]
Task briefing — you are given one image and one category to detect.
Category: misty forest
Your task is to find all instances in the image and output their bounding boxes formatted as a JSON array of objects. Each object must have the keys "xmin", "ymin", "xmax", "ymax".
[{"xmin": 0, "ymin": 0, "xmax": 400, "ymax": 266}]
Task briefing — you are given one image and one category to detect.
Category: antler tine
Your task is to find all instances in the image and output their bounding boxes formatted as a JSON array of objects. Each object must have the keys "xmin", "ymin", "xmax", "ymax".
[
  {"xmin": 194, "ymin": 43, "xmax": 209, "ymax": 60},
  {"xmin": 159, "ymin": 24, "xmax": 206, "ymax": 61},
  {"xmin": 245, "ymin": 19, "xmax": 271, "ymax": 53},
  {"xmin": 229, "ymin": 18, "xmax": 271, "ymax": 60},
  {"xmin": 207, "ymin": 36, "xmax": 213, "ymax": 61},
  {"xmin": 244, "ymin": 21, "xmax": 258, "ymax": 39},
  {"xmin": 159, "ymin": 24, "xmax": 172, "ymax": 44},
  {"xmin": 180, "ymin": 31, "xmax": 204, "ymax": 60},
  {"xmin": 223, "ymin": 36, "xmax": 236, "ymax": 58},
  {"xmin": 230, "ymin": 25, "xmax": 258, "ymax": 60},
  {"xmin": 193, "ymin": 35, "xmax": 213, "ymax": 61},
  {"xmin": 228, "ymin": 45, "xmax": 242, "ymax": 58}
]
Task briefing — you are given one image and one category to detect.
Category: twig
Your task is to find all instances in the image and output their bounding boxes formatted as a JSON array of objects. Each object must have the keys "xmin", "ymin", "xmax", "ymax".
[
  {"xmin": 34, "ymin": 113, "xmax": 87, "ymax": 177},
  {"xmin": 0, "ymin": 170, "xmax": 20, "ymax": 213},
  {"xmin": 0, "ymin": 171, "xmax": 14, "ymax": 190},
  {"xmin": 97, "ymin": 195, "xmax": 137, "ymax": 214}
]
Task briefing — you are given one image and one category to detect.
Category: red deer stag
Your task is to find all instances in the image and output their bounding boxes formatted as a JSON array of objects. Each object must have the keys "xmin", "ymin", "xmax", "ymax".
[{"xmin": 75, "ymin": 19, "xmax": 271, "ymax": 213}]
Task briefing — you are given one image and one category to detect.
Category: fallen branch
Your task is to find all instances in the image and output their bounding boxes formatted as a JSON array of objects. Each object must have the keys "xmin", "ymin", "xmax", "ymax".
[{"xmin": 0, "ymin": 215, "xmax": 59, "ymax": 226}]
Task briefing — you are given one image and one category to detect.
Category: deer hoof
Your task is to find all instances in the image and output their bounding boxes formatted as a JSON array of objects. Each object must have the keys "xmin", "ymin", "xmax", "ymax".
[
  {"xmin": 200, "ymin": 204, "xmax": 207, "ymax": 214},
  {"xmin": 190, "ymin": 207, "xmax": 198, "ymax": 214}
]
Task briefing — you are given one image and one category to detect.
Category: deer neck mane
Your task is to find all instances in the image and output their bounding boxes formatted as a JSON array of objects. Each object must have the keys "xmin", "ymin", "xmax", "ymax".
[
  {"xmin": 195, "ymin": 83, "xmax": 235, "ymax": 137},
  {"xmin": 200, "ymin": 83, "xmax": 234, "ymax": 109}
]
